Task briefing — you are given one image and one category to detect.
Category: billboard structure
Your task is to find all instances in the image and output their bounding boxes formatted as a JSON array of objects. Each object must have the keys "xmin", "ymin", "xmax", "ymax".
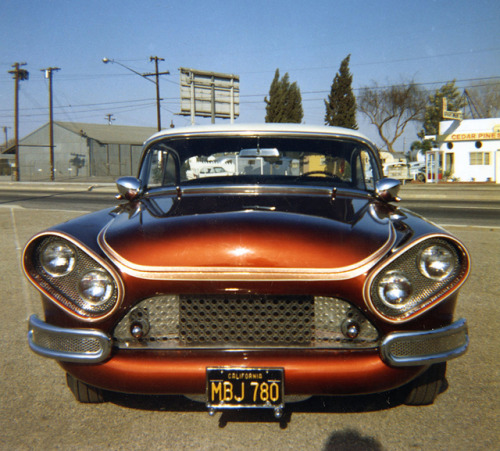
[{"xmin": 179, "ymin": 68, "xmax": 240, "ymax": 124}]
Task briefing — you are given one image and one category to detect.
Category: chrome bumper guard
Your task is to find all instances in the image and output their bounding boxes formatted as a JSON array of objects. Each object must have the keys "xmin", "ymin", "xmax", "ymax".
[
  {"xmin": 28, "ymin": 315, "xmax": 112, "ymax": 363},
  {"xmin": 380, "ymin": 318, "xmax": 468, "ymax": 367}
]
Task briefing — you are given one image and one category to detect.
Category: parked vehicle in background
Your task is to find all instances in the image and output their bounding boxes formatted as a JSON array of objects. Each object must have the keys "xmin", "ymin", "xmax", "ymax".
[
  {"xmin": 383, "ymin": 162, "xmax": 412, "ymax": 183},
  {"xmin": 24, "ymin": 124, "xmax": 470, "ymax": 418},
  {"xmin": 409, "ymin": 162, "xmax": 426, "ymax": 182}
]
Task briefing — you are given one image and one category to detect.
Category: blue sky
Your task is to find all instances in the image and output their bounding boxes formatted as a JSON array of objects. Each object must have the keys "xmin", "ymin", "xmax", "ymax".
[{"xmin": 1, "ymin": 0, "xmax": 499, "ymax": 150}]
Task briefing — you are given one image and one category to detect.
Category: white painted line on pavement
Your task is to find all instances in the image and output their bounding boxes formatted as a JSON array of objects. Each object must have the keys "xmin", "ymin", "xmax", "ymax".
[
  {"xmin": 9, "ymin": 207, "xmax": 34, "ymax": 320},
  {"xmin": 437, "ymin": 205, "xmax": 500, "ymax": 210},
  {"xmin": 440, "ymin": 224, "xmax": 500, "ymax": 230}
]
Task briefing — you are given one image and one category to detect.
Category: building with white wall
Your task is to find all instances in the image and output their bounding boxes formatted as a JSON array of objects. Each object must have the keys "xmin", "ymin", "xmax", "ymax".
[{"xmin": 437, "ymin": 118, "xmax": 500, "ymax": 183}]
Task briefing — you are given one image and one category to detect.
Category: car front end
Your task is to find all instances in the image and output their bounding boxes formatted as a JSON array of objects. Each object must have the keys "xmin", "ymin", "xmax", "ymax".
[{"xmin": 24, "ymin": 124, "xmax": 469, "ymax": 416}]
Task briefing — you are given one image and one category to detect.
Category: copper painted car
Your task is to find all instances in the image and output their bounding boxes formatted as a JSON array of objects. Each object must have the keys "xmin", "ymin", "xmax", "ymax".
[{"xmin": 24, "ymin": 124, "xmax": 469, "ymax": 417}]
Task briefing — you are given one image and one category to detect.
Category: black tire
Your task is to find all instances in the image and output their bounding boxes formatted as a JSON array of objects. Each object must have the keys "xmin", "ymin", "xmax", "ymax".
[
  {"xmin": 404, "ymin": 363, "xmax": 446, "ymax": 405},
  {"xmin": 66, "ymin": 373, "xmax": 105, "ymax": 403}
]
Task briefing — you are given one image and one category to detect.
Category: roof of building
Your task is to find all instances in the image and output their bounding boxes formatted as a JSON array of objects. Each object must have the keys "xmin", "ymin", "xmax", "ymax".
[{"xmin": 55, "ymin": 122, "xmax": 158, "ymax": 145}]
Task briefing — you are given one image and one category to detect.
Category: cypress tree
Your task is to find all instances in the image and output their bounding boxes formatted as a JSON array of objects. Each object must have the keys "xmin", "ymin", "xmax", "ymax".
[
  {"xmin": 265, "ymin": 69, "xmax": 303, "ymax": 123},
  {"xmin": 325, "ymin": 54, "xmax": 358, "ymax": 129}
]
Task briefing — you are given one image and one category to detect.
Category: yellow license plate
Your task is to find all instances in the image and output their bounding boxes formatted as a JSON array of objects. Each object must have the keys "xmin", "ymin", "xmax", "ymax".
[{"xmin": 206, "ymin": 368, "xmax": 284, "ymax": 409}]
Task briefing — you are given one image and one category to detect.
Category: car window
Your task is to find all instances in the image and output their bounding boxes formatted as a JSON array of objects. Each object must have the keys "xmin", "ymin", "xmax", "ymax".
[
  {"xmin": 354, "ymin": 150, "xmax": 375, "ymax": 191},
  {"xmin": 148, "ymin": 149, "xmax": 178, "ymax": 187},
  {"xmin": 143, "ymin": 136, "xmax": 378, "ymax": 190}
]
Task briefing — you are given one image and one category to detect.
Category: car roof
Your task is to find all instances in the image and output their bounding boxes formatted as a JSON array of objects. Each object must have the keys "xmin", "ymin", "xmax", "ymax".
[{"xmin": 144, "ymin": 123, "xmax": 373, "ymax": 146}]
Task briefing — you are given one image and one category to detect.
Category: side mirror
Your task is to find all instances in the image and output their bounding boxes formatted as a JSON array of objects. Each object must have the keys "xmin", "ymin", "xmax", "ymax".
[
  {"xmin": 116, "ymin": 176, "xmax": 143, "ymax": 201},
  {"xmin": 375, "ymin": 178, "xmax": 401, "ymax": 203}
]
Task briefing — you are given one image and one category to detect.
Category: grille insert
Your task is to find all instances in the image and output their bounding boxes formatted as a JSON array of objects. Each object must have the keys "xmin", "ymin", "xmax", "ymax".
[
  {"xmin": 179, "ymin": 296, "xmax": 313, "ymax": 345},
  {"xmin": 113, "ymin": 295, "xmax": 379, "ymax": 349}
]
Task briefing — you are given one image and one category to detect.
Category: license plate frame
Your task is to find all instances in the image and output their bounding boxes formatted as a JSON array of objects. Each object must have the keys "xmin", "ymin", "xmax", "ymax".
[{"xmin": 206, "ymin": 367, "xmax": 284, "ymax": 411}]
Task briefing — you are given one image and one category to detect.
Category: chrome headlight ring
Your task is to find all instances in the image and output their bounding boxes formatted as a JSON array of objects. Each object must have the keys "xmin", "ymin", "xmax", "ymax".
[{"xmin": 364, "ymin": 235, "xmax": 469, "ymax": 323}]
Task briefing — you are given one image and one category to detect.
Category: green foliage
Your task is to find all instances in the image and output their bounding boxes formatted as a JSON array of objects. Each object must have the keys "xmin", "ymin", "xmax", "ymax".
[
  {"xmin": 420, "ymin": 81, "xmax": 466, "ymax": 137},
  {"xmin": 264, "ymin": 69, "xmax": 304, "ymax": 123},
  {"xmin": 410, "ymin": 139, "xmax": 434, "ymax": 152},
  {"xmin": 324, "ymin": 54, "xmax": 357, "ymax": 129}
]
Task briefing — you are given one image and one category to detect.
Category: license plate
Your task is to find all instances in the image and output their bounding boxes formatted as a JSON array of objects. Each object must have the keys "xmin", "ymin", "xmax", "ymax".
[{"xmin": 206, "ymin": 367, "xmax": 284, "ymax": 410}]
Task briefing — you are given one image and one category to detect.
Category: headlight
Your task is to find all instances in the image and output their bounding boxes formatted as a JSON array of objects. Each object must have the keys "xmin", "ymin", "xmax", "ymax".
[
  {"xmin": 25, "ymin": 235, "xmax": 123, "ymax": 319},
  {"xmin": 377, "ymin": 270, "xmax": 412, "ymax": 309},
  {"xmin": 78, "ymin": 270, "xmax": 114, "ymax": 306},
  {"xmin": 365, "ymin": 237, "xmax": 469, "ymax": 322},
  {"xmin": 40, "ymin": 240, "xmax": 76, "ymax": 277},
  {"xmin": 418, "ymin": 245, "xmax": 455, "ymax": 280}
]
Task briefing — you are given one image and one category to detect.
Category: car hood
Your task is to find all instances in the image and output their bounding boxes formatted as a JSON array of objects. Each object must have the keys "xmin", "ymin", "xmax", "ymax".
[{"xmin": 99, "ymin": 194, "xmax": 395, "ymax": 281}]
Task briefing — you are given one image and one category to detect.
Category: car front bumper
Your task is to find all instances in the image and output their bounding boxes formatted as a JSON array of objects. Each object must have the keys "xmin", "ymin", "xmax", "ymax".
[{"xmin": 28, "ymin": 314, "xmax": 468, "ymax": 394}]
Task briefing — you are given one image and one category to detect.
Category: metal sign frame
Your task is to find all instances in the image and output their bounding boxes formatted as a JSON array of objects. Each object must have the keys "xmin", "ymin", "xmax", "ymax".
[{"xmin": 179, "ymin": 68, "xmax": 240, "ymax": 124}]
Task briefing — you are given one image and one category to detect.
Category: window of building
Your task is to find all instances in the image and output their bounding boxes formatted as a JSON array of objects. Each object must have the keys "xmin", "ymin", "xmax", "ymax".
[{"xmin": 470, "ymin": 152, "xmax": 490, "ymax": 165}]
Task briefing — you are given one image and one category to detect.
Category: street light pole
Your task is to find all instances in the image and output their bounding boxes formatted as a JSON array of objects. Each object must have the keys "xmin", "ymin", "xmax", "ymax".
[
  {"xmin": 102, "ymin": 57, "xmax": 169, "ymax": 131},
  {"xmin": 41, "ymin": 67, "xmax": 60, "ymax": 181}
]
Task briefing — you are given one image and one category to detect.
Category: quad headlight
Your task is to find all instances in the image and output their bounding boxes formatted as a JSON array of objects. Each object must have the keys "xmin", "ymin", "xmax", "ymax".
[
  {"xmin": 377, "ymin": 270, "xmax": 412, "ymax": 309},
  {"xmin": 24, "ymin": 234, "xmax": 123, "ymax": 319},
  {"xmin": 78, "ymin": 270, "xmax": 115, "ymax": 307},
  {"xmin": 418, "ymin": 245, "xmax": 455, "ymax": 280},
  {"xmin": 40, "ymin": 240, "xmax": 76, "ymax": 277},
  {"xmin": 366, "ymin": 237, "xmax": 469, "ymax": 322}
]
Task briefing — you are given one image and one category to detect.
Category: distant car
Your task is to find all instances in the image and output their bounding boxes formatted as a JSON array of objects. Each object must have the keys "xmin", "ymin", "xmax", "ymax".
[
  {"xmin": 383, "ymin": 162, "xmax": 413, "ymax": 183},
  {"xmin": 409, "ymin": 162, "xmax": 426, "ymax": 182},
  {"xmin": 198, "ymin": 166, "xmax": 232, "ymax": 178},
  {"xmin": 24, "ymin": 124, "xmax": 469, "ymax": 417}
]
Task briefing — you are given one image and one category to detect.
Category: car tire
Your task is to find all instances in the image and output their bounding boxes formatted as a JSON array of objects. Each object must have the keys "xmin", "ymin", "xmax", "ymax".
[
  {"xmin": 416, "ymin": 173, "xmax": 426, "ymax": 183},
  {"xmin": 404, "ymin": 362, "xmax": 446, "ymax": 405},
  {"xmin": 66, "ymin": 373, "xmax": 105, "ymax": 403}
]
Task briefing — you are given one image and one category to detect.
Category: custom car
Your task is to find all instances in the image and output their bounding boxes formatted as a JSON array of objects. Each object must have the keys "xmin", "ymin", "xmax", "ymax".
[{"xmin": 24, "ymin": 124, "xmax": 469, "ymax": 418}]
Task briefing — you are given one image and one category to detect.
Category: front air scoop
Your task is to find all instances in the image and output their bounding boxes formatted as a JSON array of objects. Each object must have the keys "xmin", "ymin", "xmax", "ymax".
[{"xmin": 98, "ymin": 206, "xmax": 395, "ymax": 281}]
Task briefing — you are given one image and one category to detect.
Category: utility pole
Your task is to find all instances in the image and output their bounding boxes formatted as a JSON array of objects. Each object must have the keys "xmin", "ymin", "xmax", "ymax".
[
  {"xmin": 144, "ymin": 56, "xmax": 169, "ymax": 131},
  {"xmin": 103, "ymin": 57, "xmax": 169, "ymax": 131},
  {"xmin": 41, "ymin": 67, "xmax": 60, "ymax": 181},
  {"xmin": 8, "ymin": 62, "xmax": 29, "ymax": 181},
  {"xmin": 105, "ymin": 114, "xmax": 115, "ymax": 125}
]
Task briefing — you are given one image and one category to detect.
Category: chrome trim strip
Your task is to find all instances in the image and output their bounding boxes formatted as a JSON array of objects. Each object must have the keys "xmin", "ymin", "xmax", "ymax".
[
  {"xmin": 27, "ymin": 315, "xmax": 112, "ymax": 363},
  {"xmin": 145, "ymin": 184, "xmax": 371, "ymax": 200},
  {"xmin": 363, "ymin": 233, "xmax": 471, "ymax": 323},
  {"xmin": 380, "ymin": 318, "xmax": 469, "ymax": 366},
  {"xmin": 98, "ymin": 223, "xmax": 396, "ymax": 282},
  {"xmin": 148, "ymin": 184, "xmax": 334, "ymax": 198}
]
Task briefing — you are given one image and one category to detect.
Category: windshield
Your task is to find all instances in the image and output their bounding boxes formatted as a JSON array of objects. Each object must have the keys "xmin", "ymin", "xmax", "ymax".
[{"xmin": 141, "ymin": 135, "xmax": 379, "ymax": 191}]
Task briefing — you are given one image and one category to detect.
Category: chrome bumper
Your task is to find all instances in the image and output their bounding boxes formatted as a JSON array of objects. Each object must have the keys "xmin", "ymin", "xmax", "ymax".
[
  {"xmin": 380, "ymin": 318, "xmax": 469, "ymax": 366},
  {"xmin": 28, "ymin": 315, "xmax": 111, "ymax": 363},
  {"xmin": 28, "ymin": 314, "xmax": 468, "ymax": 367}
]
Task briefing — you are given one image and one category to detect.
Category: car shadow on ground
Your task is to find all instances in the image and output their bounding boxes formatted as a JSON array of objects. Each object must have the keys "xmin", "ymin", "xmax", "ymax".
[{"xmin": 103, "ymin": 380, "xmax": 449, "ymax": 428}]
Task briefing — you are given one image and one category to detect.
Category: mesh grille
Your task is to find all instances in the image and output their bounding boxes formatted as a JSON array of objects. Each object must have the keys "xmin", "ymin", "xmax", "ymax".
[
  {"xmin": 389, "ymin": 333, "xmax": 467, "ymax": 358},
  {"xmin": 32, "ymin": 329, "xmax": 102, "ymax": 354},
  {"xmin": 31, "ymin": 236, "xmax": 118, "ymax": 318},
  {"xmin": 179, "ymin": 296, "xmax": 313, "ymax": 345},
  {"xmin": 113, "ymin": 295, "xmax": 379, "ymax": 349}
]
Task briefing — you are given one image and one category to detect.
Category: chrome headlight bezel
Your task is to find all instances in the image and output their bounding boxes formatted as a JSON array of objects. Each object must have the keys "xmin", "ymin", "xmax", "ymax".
[
  {"xmin": 364, "ymin": 235, "xmax": 469, "ymax": 323},
  {"xmin": 23, "ymin": 233, "xmax": 124, "ymax": 320}
]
